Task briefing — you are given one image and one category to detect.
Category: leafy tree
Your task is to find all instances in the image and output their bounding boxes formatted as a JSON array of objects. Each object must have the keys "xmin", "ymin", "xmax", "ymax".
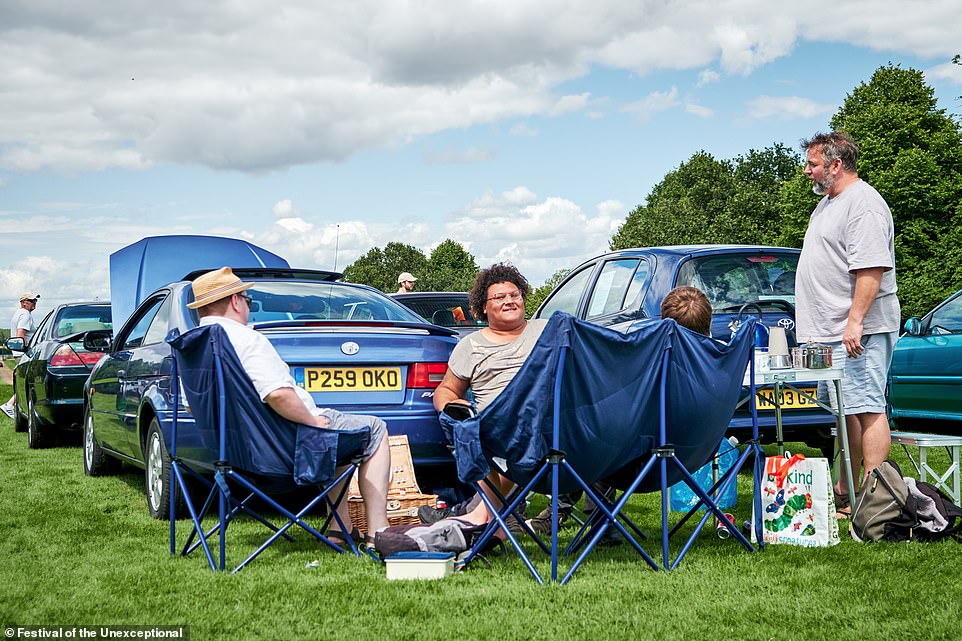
[
  {"xmin": 342, "ymin": 239, "xmax": 480, "ymax": 293},
  {"xmin": 525, "ymin": 269, "xmax": 570, "ymax": 318},
  {"xmin": 418, "ymin": 240, "xmax": 479, "ymax": 292},
  {"xmin": 342, "ymin": 242, "xmax": 428, "ymax": 292},
  {"xmin": 611, "ymin": 145, "xmax": 799, "ymax": 250},
  {"xmin": 828, "ymin": 64, "xmax": 962, "ymax": 317}
]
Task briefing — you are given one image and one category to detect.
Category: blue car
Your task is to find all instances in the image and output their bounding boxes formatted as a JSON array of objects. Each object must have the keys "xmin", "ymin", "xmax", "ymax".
[
  {"xmin": 83, "ymin": 238, "xmax": 457, "ymax": 518},
  {"xmin": 533, "ymin": 245, "xmax": 837, "ymax": 452},
  {"xmin": 888, "ymin": 288, "xmax": 962, "ymax": 433}
]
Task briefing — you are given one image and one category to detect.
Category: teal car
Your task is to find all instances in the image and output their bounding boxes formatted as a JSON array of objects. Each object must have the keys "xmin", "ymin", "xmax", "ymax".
[{"xmin": 888, "ymin": 288, "xmax": 962, "ymax": 432}]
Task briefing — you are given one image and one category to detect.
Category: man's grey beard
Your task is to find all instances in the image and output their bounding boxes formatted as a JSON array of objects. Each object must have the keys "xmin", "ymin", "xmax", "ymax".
[{"xmin": 811, "ymin": 172, "xmax": 834, "ymax": 195}]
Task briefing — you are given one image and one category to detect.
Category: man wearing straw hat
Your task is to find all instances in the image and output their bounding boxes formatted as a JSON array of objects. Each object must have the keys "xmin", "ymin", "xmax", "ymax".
[
  {"xmin": 188, "ymin": 267, "xmax": 391, "ymax": 546},
  {"xmin": 795, "ymin": 131, "xmax": 900, "ymax": 518}
]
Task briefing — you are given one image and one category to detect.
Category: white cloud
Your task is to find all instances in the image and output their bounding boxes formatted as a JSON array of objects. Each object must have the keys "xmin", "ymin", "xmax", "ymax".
[
  {"xmin": 622, "ymin": 87, "xmax": 680, "ymax": 122},
  {"xmin": 685, "ymin": 102, "xmax": 714, "ymax": 118},
  {"xmin": 925, "ymin": 61, "xmax": 962, "ymax": 85},
  {"xmin": 746, "ymin": 95, "xmax": 836, "ymax": 120},
  {"xmin": 1, "ymin": 1, "xmax": 957, "ymax": 174},
  {"xmin": 422, "ymin": 146, "xmax": 497, "ymax": 165},
  {"xmin": 697, "ymin": 69, "xmax": 720, "ymax": 87},
  {"xmin": 272, "ymin": 199, "xmax": 297, "ymax": 218}
]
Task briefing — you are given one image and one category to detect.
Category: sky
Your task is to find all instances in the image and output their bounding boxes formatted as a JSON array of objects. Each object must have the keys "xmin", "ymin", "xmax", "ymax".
[{"xmin": 2, "ymin": 1, "xmax": 961, "ymax": 319}]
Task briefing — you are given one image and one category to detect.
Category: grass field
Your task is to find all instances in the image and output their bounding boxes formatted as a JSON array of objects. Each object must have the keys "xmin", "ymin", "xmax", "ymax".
[{"xmin": 1, "ymin": 378, "xmax": 960, "ymax": 641}]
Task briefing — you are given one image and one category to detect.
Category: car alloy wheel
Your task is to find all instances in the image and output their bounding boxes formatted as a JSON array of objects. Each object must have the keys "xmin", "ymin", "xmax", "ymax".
[
  {"xmin": 26, "ymin": 396, "xmax": 50, "ymax": 449},
  {"xmin": 144, "ymin": 418, "xmax": 182, "ymax": 520},
  {"xmin": 83, "ymin": 408, "xmax": 117, "ymax": 476}
]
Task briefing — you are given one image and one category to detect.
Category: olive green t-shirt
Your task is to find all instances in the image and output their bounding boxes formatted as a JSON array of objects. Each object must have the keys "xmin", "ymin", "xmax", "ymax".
[{"xmin": 447, "ymin": 319, "xmax": 548, "ymax": 412}]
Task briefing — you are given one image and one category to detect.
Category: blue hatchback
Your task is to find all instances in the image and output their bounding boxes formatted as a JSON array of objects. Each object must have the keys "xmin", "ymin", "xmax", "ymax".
[
  {"xmin": 533, "ymin": 245, "xmax": 837, "ymax": 452},
  {"xmin": 83, "ymin": 267, "xmax": 457, "ymax": 518}
]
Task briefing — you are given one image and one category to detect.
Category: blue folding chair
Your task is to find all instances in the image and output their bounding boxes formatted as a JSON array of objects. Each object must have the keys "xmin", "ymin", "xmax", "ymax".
[
  {"xmin": 166, "ymin": 324, "xmax": 372, "ymax": 573},
  {"xmin": 441, "ymin": 312, "xmax": 762, "ymax": 583}
]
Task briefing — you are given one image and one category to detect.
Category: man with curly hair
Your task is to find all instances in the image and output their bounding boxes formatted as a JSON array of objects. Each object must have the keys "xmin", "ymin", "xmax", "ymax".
[{"xmin": 432, "ymin": 263, "xmax": 547, "ymax": 536}]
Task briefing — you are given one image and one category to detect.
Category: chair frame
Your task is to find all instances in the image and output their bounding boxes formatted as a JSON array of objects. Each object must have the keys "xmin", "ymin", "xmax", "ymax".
[
  {"xmin": 167, "ymin": 342, "xmax": 362, "ymax": 573},
  {"xmin": 459, "ymin": 329, "xmax": 764, "ymax": 584}
]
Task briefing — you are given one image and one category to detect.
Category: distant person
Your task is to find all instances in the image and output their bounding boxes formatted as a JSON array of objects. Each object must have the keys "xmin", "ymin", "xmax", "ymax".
[
  {"xmin": 795, "ymin": 131, "xmax": 900, "ymax": 518},
  {"xmin": 396, "ymin": 272, "xmax": 417, "ymax": 294},
  {"xmin": 2, "ymin": 293, "xmax": 40, "ymax": 419},
  {"xmin": 187, "ymin": 267, "xmax": 391, "ymax": 547}
]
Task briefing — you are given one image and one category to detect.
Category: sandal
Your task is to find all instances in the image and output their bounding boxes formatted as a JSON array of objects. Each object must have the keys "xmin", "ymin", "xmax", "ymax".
[
  {"xmin": 833, "ymin": 491, "xmax": 852, "ymax": 520},
  {"xmin": 326, "ymin": 528, "xmax": 361, "ymax": 548}
]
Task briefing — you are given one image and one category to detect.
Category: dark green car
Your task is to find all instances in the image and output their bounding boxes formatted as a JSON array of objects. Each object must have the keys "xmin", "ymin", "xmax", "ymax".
[
  {"xmin": 7, "ymin": 302, "xmax": 112, "ymax": 448},
  {"xmin": 888, "ymin": 288, "xmax": 962, "ymax": 433}
]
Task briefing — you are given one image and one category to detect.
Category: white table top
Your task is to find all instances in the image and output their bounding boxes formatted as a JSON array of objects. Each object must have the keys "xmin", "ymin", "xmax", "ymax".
[{"xmin": 743, "ymin": 365, "xmax": 845, "ymax": 386}]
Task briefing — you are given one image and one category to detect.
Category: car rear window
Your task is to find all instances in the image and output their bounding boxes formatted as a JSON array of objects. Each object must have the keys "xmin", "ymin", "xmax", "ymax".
[
  {"xmin": 398, "ymin": 296, "xmax": 486, "ymax": 328},
  {"xmin": 675, "ymin": 253, "xmax": 799, "ymax": 311},
  {"xmin": 54, "ymin": 305, "xmax": 113, "ymax": 338},
  {"xmin": 245, "ymin": 282, "xmax": 421, "ymax": 323}
]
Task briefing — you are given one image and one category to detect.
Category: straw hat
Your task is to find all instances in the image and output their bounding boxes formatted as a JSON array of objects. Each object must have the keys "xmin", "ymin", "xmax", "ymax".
[{"xmin": 187, "ymin": 267, "xmax": 252, "ymax": 309}]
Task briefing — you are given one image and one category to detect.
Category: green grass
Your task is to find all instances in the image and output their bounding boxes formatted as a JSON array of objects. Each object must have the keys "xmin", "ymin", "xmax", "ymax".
[{"xmin": 2, "ymin": 379, "xmax": 960, "ymax": 641}]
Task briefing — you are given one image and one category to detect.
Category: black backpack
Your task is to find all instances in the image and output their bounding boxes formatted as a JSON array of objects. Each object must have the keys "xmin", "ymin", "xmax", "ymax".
[{"xmin": 851, "ymin": 460, "xmax": 962, "ymax": 543}]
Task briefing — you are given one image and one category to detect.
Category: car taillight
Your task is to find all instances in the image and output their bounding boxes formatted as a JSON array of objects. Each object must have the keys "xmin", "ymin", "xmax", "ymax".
[
  {"xmin": 50, "ymin": 345, "xmax": 102, "ymax": 368},
  {"xmin": 407, "ymin": 362, "xmax": 447, "ymax": 389},
  {"xmin": 50, "ymin": 344, "xmax": 84, "ymax": 367}
]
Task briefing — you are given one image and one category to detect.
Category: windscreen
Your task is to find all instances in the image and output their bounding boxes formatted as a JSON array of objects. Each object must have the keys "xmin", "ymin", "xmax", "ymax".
[
  {"xmin": 244, "ymin": 282, "xmax": 422, "ymax": 323},
  {"xmin": 675, "ymin": 253, "xmax": 799, "ymax": 311},
  {"xmin": 54, "ymin": 305, "xmax": 113, "ymax": 338}
]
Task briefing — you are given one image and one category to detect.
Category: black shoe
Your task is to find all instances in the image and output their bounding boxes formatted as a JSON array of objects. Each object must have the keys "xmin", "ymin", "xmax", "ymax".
[
  {"xmin": 524, "ymin": 506, "xmax": 570, "ymax": 536},
  {"xmin": 417, "ymin": 504, "xmax": 451, "ymax": 524}
]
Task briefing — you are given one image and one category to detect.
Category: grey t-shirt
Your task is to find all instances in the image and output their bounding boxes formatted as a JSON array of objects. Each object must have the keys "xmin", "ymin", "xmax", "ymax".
[
  {"xmin": 795, "ymin": 179, "xmax": 900, "ymax": 342},
  {"xmin": 447, "ymin": 318, "xmax": 548, "ymax": 412}
]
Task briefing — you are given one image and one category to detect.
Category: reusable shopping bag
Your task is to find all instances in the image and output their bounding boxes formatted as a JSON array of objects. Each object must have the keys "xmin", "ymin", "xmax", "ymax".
[{"xmin": 752, "ymin": 453, "xmax": 840, "ymax": 547}]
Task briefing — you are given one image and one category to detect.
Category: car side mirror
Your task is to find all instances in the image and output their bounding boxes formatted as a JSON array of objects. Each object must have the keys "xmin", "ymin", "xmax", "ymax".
[
  {"xmin": 5, "ymin": 337, "xmax": 25, "ymax": 353},
  {"xmin": 82, "ymin": 329, "xmax": 114, "ymax": 352},
  {"xmin": 903, "ymin": 317, "xmax": 922, "ymax": 336}
]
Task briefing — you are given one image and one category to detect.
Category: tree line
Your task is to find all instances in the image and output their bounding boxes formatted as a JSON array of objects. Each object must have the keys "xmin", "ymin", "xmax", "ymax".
[{"xmin": 344, "ymin": 63, "xmax": 962, "ymax": 320}]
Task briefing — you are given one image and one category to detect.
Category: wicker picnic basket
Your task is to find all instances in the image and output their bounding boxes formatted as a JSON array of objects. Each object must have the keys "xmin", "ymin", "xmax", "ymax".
[{"xmin": 347, "ymin": 434, "xmax": 437, "ymax": 535}]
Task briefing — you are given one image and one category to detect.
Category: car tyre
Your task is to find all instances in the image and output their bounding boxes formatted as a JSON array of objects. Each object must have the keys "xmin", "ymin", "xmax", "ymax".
[
  {"xmin": 26, "ymin": 396, "xmax": 51, "ymax": 449},
  {"xmin": 83, "ymin": 407, "xmax": 119, "ymax": 476},
  {"xmin": 145, "ymin": 417, "xmax": 185, "ymax": 520},
  {"xmin": 13, "ymin": 393, "xmax": 27, "ymax": 433}
]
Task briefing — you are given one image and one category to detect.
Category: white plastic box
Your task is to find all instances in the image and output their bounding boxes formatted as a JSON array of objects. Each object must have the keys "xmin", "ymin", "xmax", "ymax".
[{"xmin": 384, "ymin": 552, "xmax": 455, "ymax": 581}]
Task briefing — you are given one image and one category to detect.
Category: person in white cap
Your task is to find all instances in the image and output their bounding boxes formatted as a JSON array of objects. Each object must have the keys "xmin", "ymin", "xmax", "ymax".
[
  {"xmin": 2, "ymin": 293, "xmax": 40, "ymax": 419},
  {"xmin": 396, "ymin": 272, "xmax": 417, "ymax": 294},
  {"xmin": 187, "ymin": 267, "xmax": 391, "ymax": 546}
]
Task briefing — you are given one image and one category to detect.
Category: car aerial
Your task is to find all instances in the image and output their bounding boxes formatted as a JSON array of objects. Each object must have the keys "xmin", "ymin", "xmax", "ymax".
[
  {"xmin": 533, "ymin": 245, "xmax": 837, "ymax": 453},
  {"xmin": 888, "ymin": 287, "xmax": 962, "ymax": 434},
  {"xmin": 6, "ymin": 302, "xmax": 112, "ymax": 448},
  {"xmin": 83, "ymin": 266, "xmax": 459, "ymax": 518},
  {"xmin": 392, "ymin": 292, "xmax": 487, "ymax": 338}
]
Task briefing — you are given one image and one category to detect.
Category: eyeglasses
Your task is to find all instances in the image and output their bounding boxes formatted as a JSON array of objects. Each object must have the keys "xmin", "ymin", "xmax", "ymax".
[
  {"xmin": 238, "ymin": 294, "xmax": 254, "ymax": 308},
  {"xmin": 486, "ymin": 290, "xmax": 523, "ymax": 304}
]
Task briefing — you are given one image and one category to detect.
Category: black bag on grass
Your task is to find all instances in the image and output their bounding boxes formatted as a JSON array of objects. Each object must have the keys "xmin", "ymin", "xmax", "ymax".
[{"xmin": 851, "ymin": 460, "xmax": 962, "ymax": 542}]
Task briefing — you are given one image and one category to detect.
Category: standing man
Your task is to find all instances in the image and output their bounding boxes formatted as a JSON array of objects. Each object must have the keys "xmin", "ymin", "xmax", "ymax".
[
  {"xmin": 795, "ymin": 131, "xmax": 901, "ymax": 516},
  {"xmin": 396, "ymin": 272, "xmax": 417, "ymax": 294},
  {"xmin": 2, "ymin": 293, "xmax": 40, "ymax": 418}
]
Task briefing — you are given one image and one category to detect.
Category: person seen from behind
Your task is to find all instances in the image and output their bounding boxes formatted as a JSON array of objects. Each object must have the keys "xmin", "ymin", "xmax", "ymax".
[{"xmin": 188, "ymin": 267, "xmax": 392, "ymax": 548}]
